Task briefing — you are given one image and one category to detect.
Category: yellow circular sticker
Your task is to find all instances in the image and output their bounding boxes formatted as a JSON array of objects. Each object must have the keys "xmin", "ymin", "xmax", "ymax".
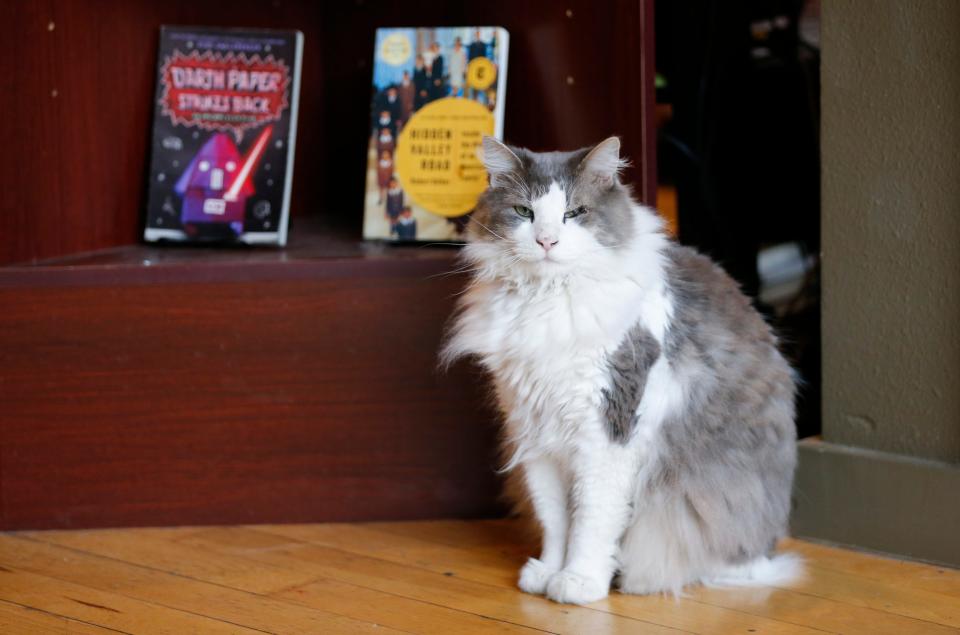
[
  {"xmin": 466, "ymin": 57, "xmax": 496, "ymax": 90},
  {"xmin": 395, "ymin": 97, "xmax": 494, "ymax": 217},
  {"xmin": 379, "ymin": 33, "xmax": 411, "ymax": 66}
]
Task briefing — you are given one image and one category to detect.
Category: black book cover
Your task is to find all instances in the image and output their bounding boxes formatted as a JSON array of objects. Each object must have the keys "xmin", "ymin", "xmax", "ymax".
[{"xmin": 144, "ymin": 26, "xmax": 303, "ymax": 245}]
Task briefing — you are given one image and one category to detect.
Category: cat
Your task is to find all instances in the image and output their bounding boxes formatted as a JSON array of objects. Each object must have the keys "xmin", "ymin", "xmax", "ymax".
[{"xmin": 441, "ymin": 136, "xmax": 800, "ymax": 604}]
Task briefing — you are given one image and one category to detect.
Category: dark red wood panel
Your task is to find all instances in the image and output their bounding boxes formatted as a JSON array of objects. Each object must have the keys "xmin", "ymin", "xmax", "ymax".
[{"xmin": 0, "ymin": 258, "xmax": 503, "ymax": 529}]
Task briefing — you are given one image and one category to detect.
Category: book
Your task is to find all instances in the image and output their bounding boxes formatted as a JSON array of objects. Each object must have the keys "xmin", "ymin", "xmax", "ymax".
[
  {"xmin": 362, "ymin": 27, "xmax": 509, "ymax": 242},
  {"xmin": 143, "ymin": 26, "xmax": 303, "ymax": 245}
]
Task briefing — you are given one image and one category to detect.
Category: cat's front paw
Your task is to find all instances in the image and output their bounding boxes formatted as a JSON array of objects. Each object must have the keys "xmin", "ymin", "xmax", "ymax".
[
  {"xmin": 546, "ymin": 569, "xmax": 609, "ymax": 605},
  {"xmin": 518, "ymin": 557, "xmax": 556, "ymax": 595}
]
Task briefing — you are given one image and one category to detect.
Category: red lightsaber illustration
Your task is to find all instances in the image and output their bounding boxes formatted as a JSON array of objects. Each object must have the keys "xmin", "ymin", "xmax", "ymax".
[{"xmin": 225, "ymin": 124, "xmax": 273, "ymax": 202}]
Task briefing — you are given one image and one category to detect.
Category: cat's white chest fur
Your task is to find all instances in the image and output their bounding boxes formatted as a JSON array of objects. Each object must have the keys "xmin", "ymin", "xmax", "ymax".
[
  {"xmin": 450, "ymin": 226, "xmax": 676, "ymax": 464},
  {"xmin": 488, "ymin": 282, "xmax": 630, "ymax": 458}
]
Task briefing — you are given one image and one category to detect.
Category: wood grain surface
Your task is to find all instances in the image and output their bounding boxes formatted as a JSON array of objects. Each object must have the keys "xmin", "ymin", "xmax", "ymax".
[
  {"xmin": 0, "ymin": 257, "xmax": 504, "ymax": 530},
  {"xmin": 2, "ymin": 519, "xmax": 958, "ymax": 634}
]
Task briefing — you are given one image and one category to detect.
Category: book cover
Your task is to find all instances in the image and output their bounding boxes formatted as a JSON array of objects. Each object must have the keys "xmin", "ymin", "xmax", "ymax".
[
  {"xmin": 363, "ymin": 27, "xmax": 509, "ymax": 242},
  {"xmin": 144, "ymin": 26, "xmax": 303, "ymax": 245}
]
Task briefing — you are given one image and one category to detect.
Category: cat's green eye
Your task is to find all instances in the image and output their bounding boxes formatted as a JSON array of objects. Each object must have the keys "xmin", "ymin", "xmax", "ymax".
[
  {"xmin": 563, "ymin": 206, "xmax": 587, "ymax": 221},
  {"xmin": 514, "ymin": 206, "xmax": 534, "ymax": 220}
]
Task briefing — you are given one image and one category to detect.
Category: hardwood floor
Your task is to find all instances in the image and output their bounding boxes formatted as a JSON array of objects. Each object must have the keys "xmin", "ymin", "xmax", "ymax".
[{"xmin": 1, "ymin": 519, "xmax": 958, "ymax": 634}]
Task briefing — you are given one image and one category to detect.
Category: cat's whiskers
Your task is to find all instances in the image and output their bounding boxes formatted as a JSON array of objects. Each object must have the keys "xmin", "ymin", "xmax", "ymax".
[
  {"xmin": 500, "ymin": 171, "xmax": 530, "ymax": 198},
  {"xmin": 468, "ymin": 216, "xmax": 509, "ymax": 242},
  {"xmin": 427, "ymin": 262, "xmax": 483, "ymax": 279},
  {"xmin": 449, "ymin": 277, "xmax": 486, "ymax": 298},
  {"xmin": 449, "ymin": 258, "xmax": 519, "ymax": 297}
]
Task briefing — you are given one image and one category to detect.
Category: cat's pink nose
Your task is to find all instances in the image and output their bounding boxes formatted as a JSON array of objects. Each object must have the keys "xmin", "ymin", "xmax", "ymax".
[{"xmin": 537, "ymin": 235, "xmax": 559, "ymax": 251}]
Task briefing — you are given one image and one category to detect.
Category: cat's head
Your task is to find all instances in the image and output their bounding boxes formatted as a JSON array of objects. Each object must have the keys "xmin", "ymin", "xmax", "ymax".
[{"xmin": 466, "ymin": 136, "xmax": 639, "ymax": 277}]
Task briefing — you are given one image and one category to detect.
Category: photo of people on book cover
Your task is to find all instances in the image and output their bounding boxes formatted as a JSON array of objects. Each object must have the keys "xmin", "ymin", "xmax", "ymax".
[
  {"xmin": 144, "ymin": 26, "xmax": 303, "ymax": 245},
  {"xmin": 363, "ymin": 27, "xmax": 509, "ymax": 242}
]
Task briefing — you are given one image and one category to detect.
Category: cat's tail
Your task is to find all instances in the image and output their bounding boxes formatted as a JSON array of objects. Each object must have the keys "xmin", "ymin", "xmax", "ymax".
[{"xmin": 702, "ymin": 553, "xmax": 804, "ymax": 588}]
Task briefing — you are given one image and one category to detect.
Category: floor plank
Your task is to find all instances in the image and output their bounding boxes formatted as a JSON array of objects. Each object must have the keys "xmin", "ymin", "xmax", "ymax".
[
  {"xmin": 0, "ymin": 598, "xmax": 126, "ymax": 635},
  {"xmin": 5, "ymin": 519, "xmax": 959, "ymax": 635},
  {"xmin": 790, "ymin": 539, "xmax": 960, "ymax": 596},
  {"xmin": 23, "ymin": 526, "xmax": 547, "ymax": 634},
  {"xmin": 0, "ymin": 534, "xmax": 400, "ymax": 634},
  {"xmin": 263, "ymin": 521, "xmax": 960, "ymax": 635},
  {"xmin": 0, "ymin": 567, "xmax": 262, "ymax": 634},
  {"xmin": 253, "ymin": 523, "xmax": 818, "ymax": 634},
  {"xmin": 32, "ymin": 527, "xmax": 678, "ymax": 634}
]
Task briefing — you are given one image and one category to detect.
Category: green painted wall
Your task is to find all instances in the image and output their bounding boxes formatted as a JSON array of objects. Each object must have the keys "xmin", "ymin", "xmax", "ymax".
[{"xmin": 821, "ymin": 1, "xmax": 960, "ymax": 463}]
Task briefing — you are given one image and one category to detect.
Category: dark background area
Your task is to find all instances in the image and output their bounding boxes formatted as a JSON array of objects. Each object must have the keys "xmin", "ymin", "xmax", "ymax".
[{"xmin": 656, "ymin": 0, "xmax": 821, "ymax": 439}]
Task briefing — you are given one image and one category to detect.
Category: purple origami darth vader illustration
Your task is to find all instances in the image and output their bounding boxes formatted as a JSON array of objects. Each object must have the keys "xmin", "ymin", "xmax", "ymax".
[{"xmin": 174, "ymin": 125, "xmax": 273, "ymax": 237}]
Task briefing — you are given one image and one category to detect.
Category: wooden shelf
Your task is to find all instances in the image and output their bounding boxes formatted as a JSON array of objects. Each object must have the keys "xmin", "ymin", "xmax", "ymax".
[
  {"xmin": 0, "ymin": 227, "xmax": 502, "ymax": 530},
  {"xmin": 0, "ymin": 216, "xmax": 464, "ymax": 290},
  {"xmin": 19, "ymin": 217, "xmax": 459, "ymax": 269}
]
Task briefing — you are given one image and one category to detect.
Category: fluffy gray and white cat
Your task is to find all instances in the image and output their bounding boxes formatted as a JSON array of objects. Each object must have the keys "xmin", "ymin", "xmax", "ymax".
[{"xmin": 442, "ymin": 136, "xmax": 799, "ymax": 604}]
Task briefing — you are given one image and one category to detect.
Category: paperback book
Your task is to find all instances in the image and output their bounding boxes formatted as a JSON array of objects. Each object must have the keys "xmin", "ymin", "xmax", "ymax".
[
  {"xmin": 363, "ymin": 27, "xmax": 509, "ymax": 242},
  {"xmin": 144, "ymin": 26, "xmax": 303, "ymax": 245}
]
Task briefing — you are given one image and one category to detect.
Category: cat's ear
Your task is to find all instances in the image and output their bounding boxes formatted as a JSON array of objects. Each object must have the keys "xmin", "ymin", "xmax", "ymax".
[
  {"xmin": 480, "ymin": 136, "xmax": 522, "ymax": 187},
  {"xmin": 578, "ymin": 136, "xmax": 625, "ymax": 187}
]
